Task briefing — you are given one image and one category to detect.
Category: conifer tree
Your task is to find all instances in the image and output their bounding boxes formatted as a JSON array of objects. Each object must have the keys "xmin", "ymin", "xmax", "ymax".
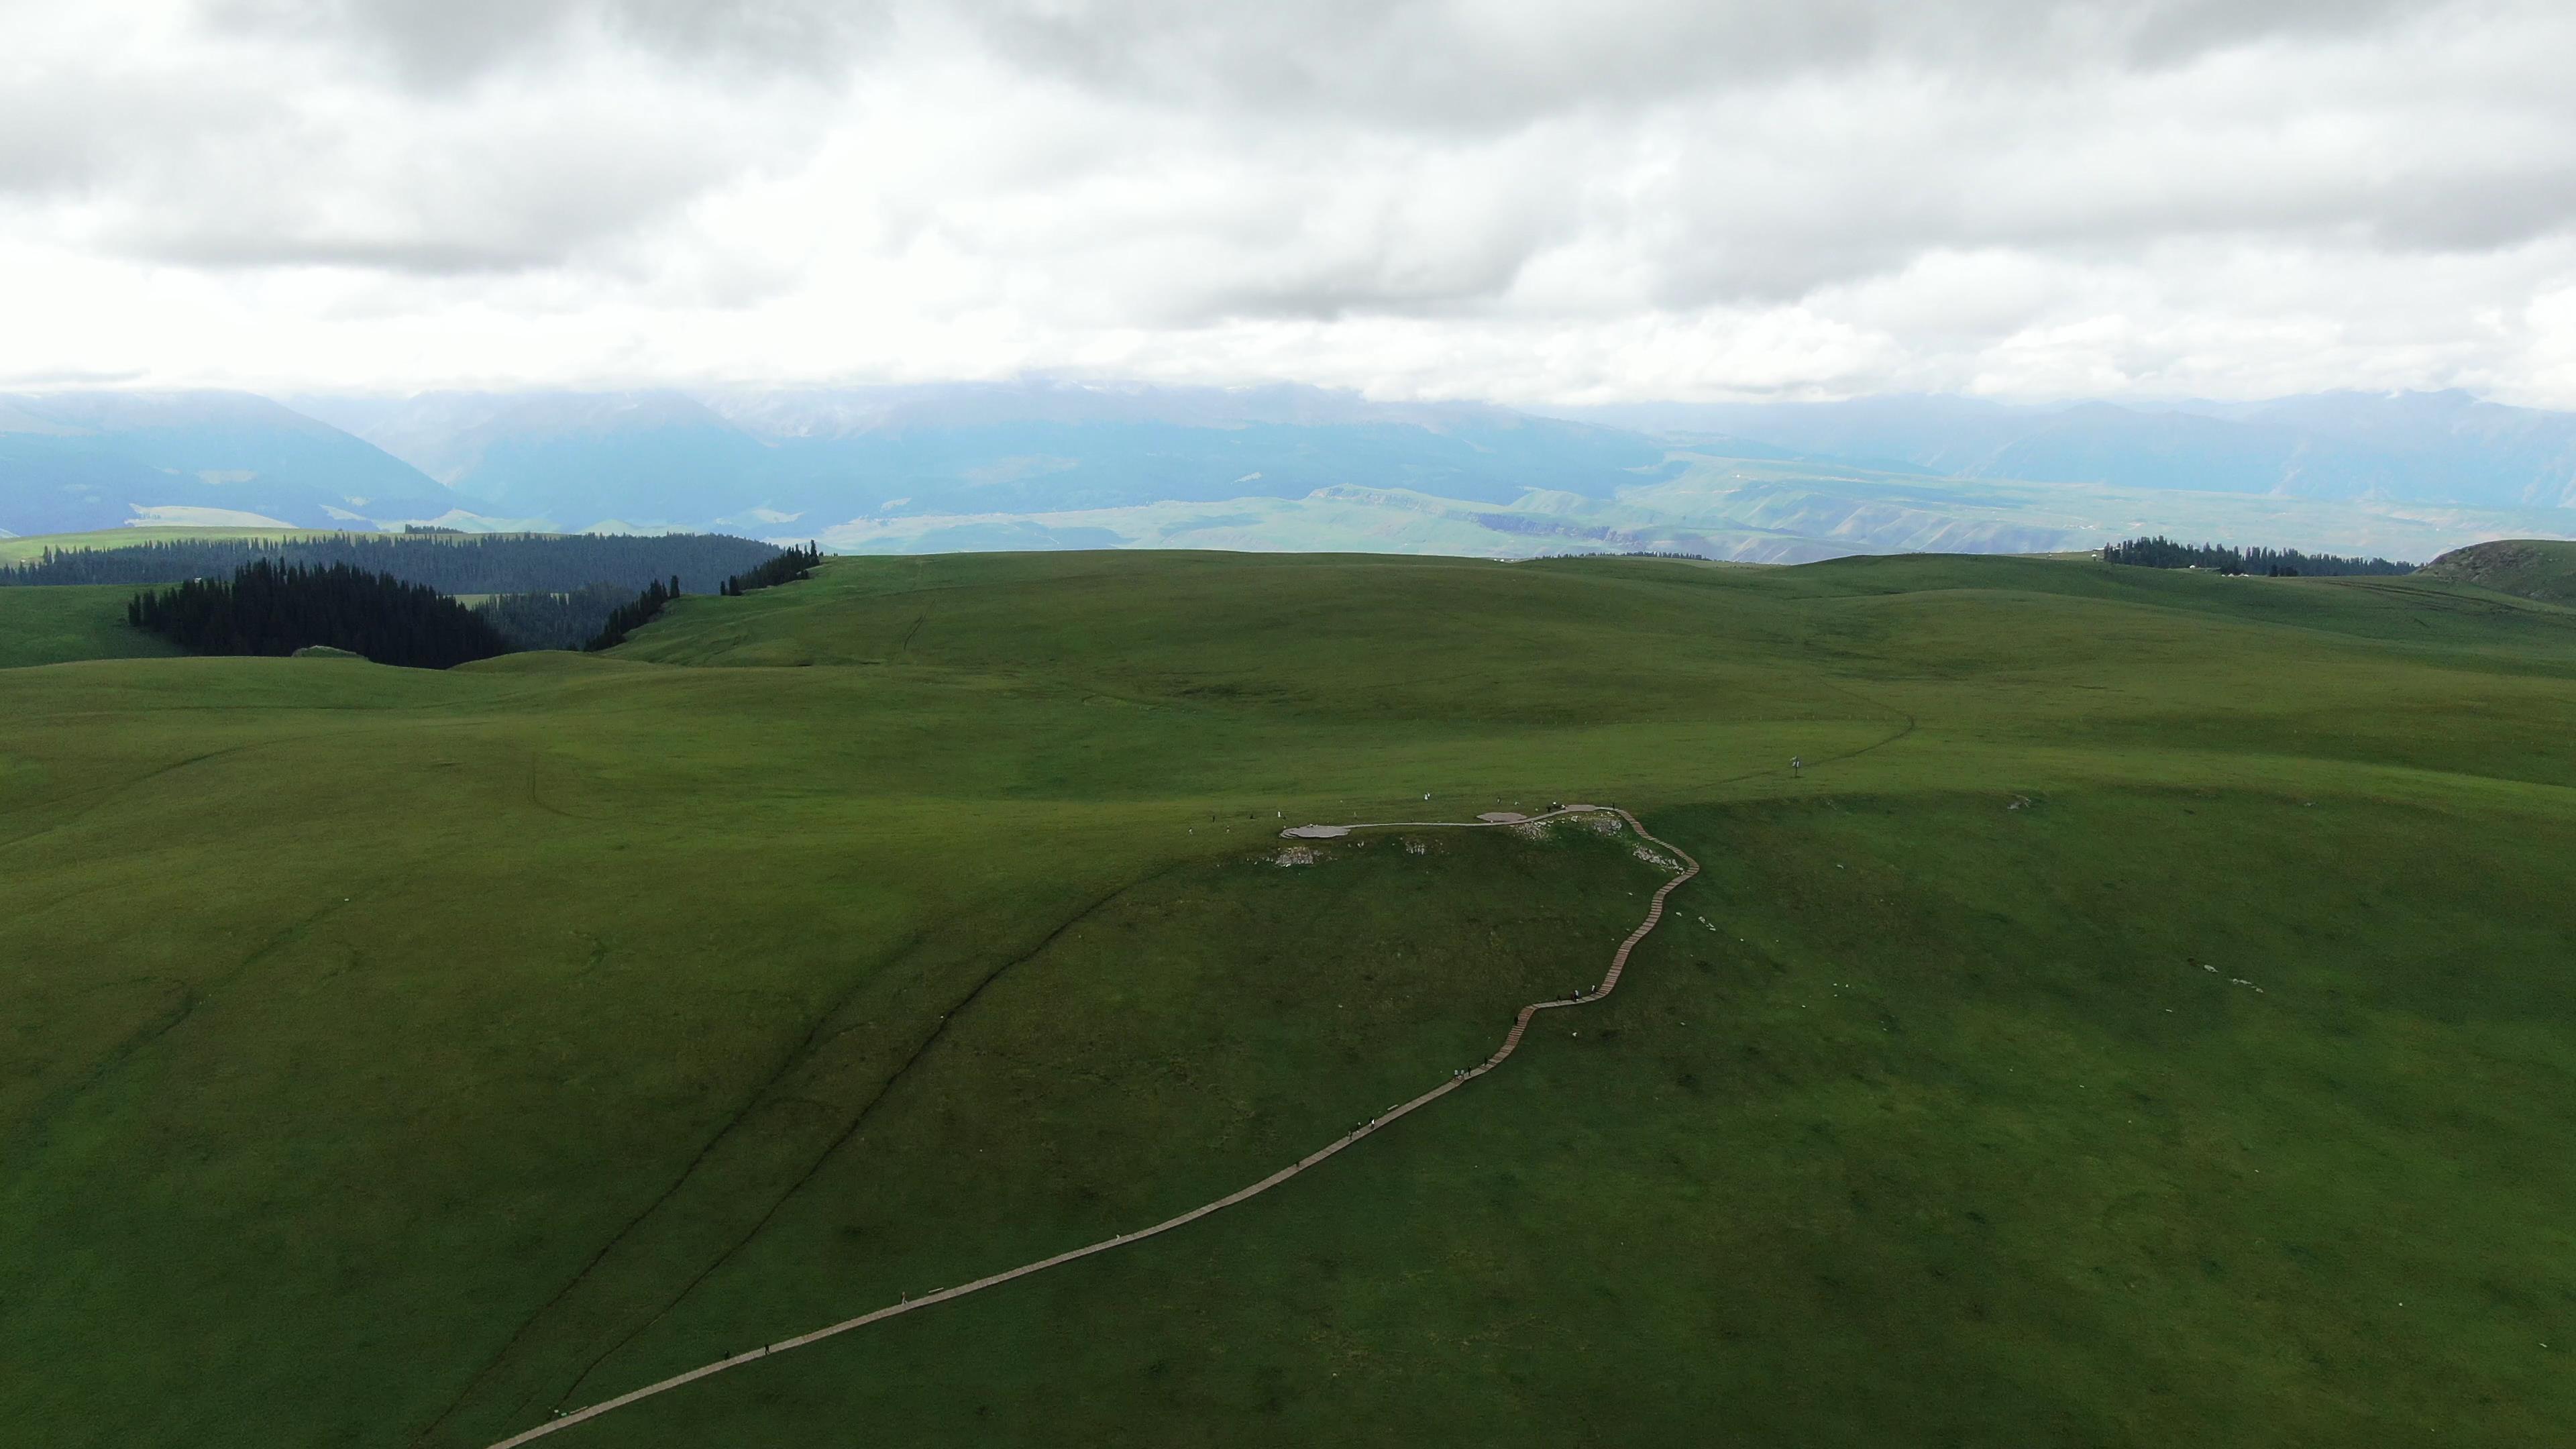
[{"xmin": 127, "ymin": 560, "xmax": 510, "ymax": 668}]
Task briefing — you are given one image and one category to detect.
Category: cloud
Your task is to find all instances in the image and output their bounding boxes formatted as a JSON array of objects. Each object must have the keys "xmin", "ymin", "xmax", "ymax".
[
  {"xmin": 1, "ymin": 0, "xmax": 833, "ymax": 273},
  {"xmin": 1, "ymin": 0, "xmax": 2572, "ymax": 405},
  {"xmin": 955, "ymin": 0, "xmax": 2442, "ymax": 131},
  {"xmin": 203, "ymin": 0, "xmax": 892, "ymax": 87}
]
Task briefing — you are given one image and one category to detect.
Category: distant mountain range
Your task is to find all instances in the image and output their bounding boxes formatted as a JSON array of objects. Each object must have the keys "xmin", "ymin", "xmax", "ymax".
[
  {"xmin": 4, "ymin": 382, "xmax": 2572, "ymax": 561},
  {"xmin": 1542, "ymin": 391, "xmax": 2576, "ymax": 511},
  {"xmin": 0, "ymin": 391, "xmax": 470, "ymax": 537},
  {"xmin": 283, "ymin": 383, "xmax": 1680, "ymax": 529}
]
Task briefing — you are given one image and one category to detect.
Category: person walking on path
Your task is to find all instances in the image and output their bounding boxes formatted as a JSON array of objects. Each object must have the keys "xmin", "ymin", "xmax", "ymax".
[{"xmin": 1790, "ymin": 755, "xmax": 1803, "ymax": 777}]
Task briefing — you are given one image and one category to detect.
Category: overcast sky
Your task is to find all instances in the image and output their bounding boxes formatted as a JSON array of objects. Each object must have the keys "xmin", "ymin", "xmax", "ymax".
[{"xmin": 5, "ymin": 0, "xmax": 2574, "ymax": 405}]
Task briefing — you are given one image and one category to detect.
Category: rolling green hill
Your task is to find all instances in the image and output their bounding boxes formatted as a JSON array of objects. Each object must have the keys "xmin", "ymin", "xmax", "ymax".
[
  {"xmin": 0, "ymin": 583, "xmax": 184, "ymax": 667},
  {"xmin": 1, "ymin": 551, "xmax": 2569, "ymax": 1448}
]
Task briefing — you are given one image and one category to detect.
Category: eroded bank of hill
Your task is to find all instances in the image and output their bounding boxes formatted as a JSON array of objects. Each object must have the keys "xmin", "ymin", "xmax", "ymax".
[{"xmin": 2418, "ymin": 537, "xmax": 2576, "ymax": 606}]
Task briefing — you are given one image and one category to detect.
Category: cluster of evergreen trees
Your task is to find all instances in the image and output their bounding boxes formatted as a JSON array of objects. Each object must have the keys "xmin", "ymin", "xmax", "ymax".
[
  {"xmin": 127, "ymin": 561, "xmax": 509, "ymax": 669},
  {"xmin": 586, "ymin": 577, "xmax": 684, "ymax": 651},
  {"xmin": 717, "ymin": 543, "xmax": 824, "ymax": 596},
  {"xmin": 579, "ymin": 543, "xmax": 826, "ymax": 649},
  {"xmin": 473, "ymin": 582, "xmax": 640, "ymax": 652},
  {"xmin": 1529, "ymin": 549, "xmax": 1713, "ymax": 562},
  {"xmin": 111, "ymin": 538, "xmax": 832, "ymax": 667},
  {"xmin": 2100, "ymin": 536, "xmax": 2414, "ymax": 576},
  {"xmin": 3, "ymin": 532, "xmax": 784, "ymax": 594}
]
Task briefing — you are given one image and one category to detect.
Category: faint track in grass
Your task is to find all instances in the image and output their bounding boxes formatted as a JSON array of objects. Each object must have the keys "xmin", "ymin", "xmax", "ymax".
[
  {"xmin": 5, "ymin": 892, "xmax": 364, "ymax": 1186},
  {"xmin": 482, "ymin": 804, "xmax": 1698, "ymax": 1448},
  {"xmin": 541, "ymin": 869, "xmax": 1185, "ymax": 1415},
  {"xmin": 415, "ymin": 924, "xmax": 926, "ymax": 1442},
  {"xmin": 0, "ymin": 741, "xmax": 272, "ymax": 855}
]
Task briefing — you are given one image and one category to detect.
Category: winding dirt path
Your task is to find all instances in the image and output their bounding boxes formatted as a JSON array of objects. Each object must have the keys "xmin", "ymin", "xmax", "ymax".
[{"xmin": 486, "ymin": 806, "xmax": 1699, "ymax": 1448}]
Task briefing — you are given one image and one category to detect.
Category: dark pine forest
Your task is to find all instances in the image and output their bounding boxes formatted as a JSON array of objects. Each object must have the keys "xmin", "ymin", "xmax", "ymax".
[
  {"xmin": 4, "ymin": 531, "xmax": 784, "ymax": 593},
  {"xmin": 2101, "ymin": 535, "xmax": 2415, "ymax": 576},
  {"xmin": 590, "ymin": 544, "xmax": 825, "ymax": 648},
  {"xmin": 118, "ymin": 538, "xmax": 832, "ymax": 666},
  {"xmin": 128, "ymin": 561, "xmax": 511, "ymax": 669},
  {"xmin": 718, "ymin": 543, "xmax": 824, "ymax": 596}
]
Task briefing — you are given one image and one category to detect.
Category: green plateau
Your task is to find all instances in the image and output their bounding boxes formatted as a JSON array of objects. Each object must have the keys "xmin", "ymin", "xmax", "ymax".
[{"xmin": 3, "ymin": 547, "xmax": 2572, "ymax": 1448}]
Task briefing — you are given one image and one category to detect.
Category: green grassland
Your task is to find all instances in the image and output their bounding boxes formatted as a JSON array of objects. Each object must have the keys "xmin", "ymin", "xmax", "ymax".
[
  {"xmin": 0, "ymin": 584, "xmax": 184, "ymax": 667},
  {"xmin": 0, "ymin": 525, "xmax": 360, "ymax": 564},
  {"xmin": 0, "ymin": 526, "xmax": 576, "ymax": 572},
  {"xmin": 2, "ymin": 550, "xmax": 2572, "ymax": 1448}
]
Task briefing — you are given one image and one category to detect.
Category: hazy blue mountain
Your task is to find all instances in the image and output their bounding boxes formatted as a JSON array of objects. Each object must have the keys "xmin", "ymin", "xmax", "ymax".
[
  {"xmin": 0, "ymin": 433, "xmax": 182, "ymax": 536},
  {"xmin": 0, "ymin": 391, "xmax": 466, "ymax": 535},
  {"xmin": 1545, "ymin": 391, "xmax": 2576, "ymax": 509},
  {"xmin": 307, "ymin": 382, "xmax": 1680, "ymax": 530},
  {"xmin": 8, "ymin": 383, "xmax": 2573, "ymax": 563},
  {"xmin": 297, "ymin": 390, "xmax": 780, "ymax": 525},
  {"xmin": 1554, "ymin": 395, "xmax": 2047, "ymax": 475},
  {"xmin": 1977, "ymin": 403, "xmax": 2390, "ymax": 498},
  {"xmin": 2229, "ymin": 390, "xmax": 2576, "ymax": 507}
]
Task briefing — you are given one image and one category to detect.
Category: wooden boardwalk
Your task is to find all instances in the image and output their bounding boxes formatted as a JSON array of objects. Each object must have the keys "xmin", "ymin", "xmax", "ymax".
[{"xmin": 488, "ymin": 806, "xmax": 1699, "ymax": 1448}]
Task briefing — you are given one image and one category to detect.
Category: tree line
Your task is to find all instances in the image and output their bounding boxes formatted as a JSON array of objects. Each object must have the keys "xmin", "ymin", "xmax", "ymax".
[
  {"xmin": 125, "ymin": 543, "xmax": 831, "ymax": 667},
  {"xmin": 4, "ymin": 531, "xmax": 785, "ymax": 594},
  {"xmin": 474, "ymin": 583, "xmax": 642, "ymax": 652},
  {"xmin": 585, "ymin": 577, "xmax": 684, "ymax": 651},
  {"xmin": 718, "ymin": 543, "xmax": 824, "ymax": 595},
  {"xmin": 128, "ymin": 561, "xmax": 509, "ymax": 669},
  {"xmin": 2100, "ymin": 535, "xmax": 2414, "ymax": 576},
  {"xmin": 592, "ymin": 542, "xmax": 825, "ymax": 647},
  {"xmin": 470, "ymin": 543, "xmax": 822, "ymax": 651}
]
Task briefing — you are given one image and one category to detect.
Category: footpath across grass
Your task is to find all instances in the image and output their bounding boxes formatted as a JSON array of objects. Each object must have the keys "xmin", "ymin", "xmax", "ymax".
[{"xmin": 1, "ymin": 549, "xmax": 2570, "ymax": 1448}]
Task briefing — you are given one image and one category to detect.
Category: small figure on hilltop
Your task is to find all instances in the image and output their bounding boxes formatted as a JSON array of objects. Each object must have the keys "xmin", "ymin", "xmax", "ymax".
[{"xmin": 1790, "ymin": 755, "xmax": 1804, "ymax": 777}]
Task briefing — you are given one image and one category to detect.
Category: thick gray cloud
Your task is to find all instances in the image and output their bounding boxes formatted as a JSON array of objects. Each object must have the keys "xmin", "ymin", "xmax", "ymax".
[
  {"xmin": 1, "ymin": 0, "xmax": 2572, "ymax": 402},
  {"xmin": 959, "ymin": 0, "xmax": 2442, "ymax": 129},
  {"xmin": 1, "ymin": 0, "xmax": 828, "ymax": 272},
  {"xmin": 199, "ymin": 0, "xmax": 2444, "ymax": 99},
  {"xmin": 205, "ymin": 0, "xmax": 890, "ymax": 86}
]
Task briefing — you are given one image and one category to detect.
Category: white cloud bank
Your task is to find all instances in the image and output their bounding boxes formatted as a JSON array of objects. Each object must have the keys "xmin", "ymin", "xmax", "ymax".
[{"xmin": 3, "ymin": 0, "xmax": 2573, "ymax": 404}]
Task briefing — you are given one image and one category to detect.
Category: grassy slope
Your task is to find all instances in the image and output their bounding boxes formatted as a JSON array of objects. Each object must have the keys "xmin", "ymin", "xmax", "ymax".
[
  {"xmin": 0, "ymin": 584, "xmax": 184, "ymax": 667},
  {"xmin": 1, "ymin": 552, "xmax": 2570, "ymax": 1448},
  {"xmin": 2418, "ymin": 538, "xmax": 2576, "ymax": 606}
]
